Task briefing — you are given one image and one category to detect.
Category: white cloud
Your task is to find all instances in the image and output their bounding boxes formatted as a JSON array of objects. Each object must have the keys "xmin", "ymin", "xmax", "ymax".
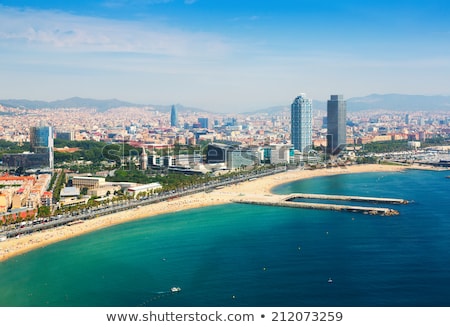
[
  {"xmin": 102, "ymin": 0, "xmax": 173, "ymax": 8},
  {"xmin": 1, "ymin": 5, "xmax": 449, "ymax": 111},
  {"xmin": 231, "ymin": 15, "xmax": 260, "ymax": 22},
  {"xmin": 0, "ymin": 5, "xmax": 230, "ymax": 57}
]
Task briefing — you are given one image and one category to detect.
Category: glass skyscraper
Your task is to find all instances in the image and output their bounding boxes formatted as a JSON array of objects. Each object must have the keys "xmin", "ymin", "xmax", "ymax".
[
  {"xmin": 170, "ymin": 105, "xmax": 178, "ymax": 127},
  {"xmin": 291, "ymin": 93, "xmax": 313, "ymax": 153},
  {"xmin": 198, "ymin": 117, "xmax": 209, "ymax": 129},
  {"xmin": 30, "ymin": 124, "xmax": 54, "ymax": 169},
  {"xmin": 326, "ymin": 94, "xmax": 347, "ymax": 155}
]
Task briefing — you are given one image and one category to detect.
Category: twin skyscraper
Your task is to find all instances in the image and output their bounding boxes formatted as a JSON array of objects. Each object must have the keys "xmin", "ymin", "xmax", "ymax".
[{"xmin": 291, "ymin": 93, "xmax": 347, "ymax": 155}]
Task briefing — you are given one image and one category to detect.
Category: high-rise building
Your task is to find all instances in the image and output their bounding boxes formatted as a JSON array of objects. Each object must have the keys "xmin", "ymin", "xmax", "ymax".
[
  {"xmin": 29, "ymin": 124, "xmax": 54, "ymax": 169},
  {"xmin": 291, "ymin": 93, "xmax": 313, "ymax": 153},
  {"xmin": 170, "ymin": 105, "xmax": 178, "ymax": 127},
  {"xmin": 198, "ymin": 117, "xmax": 209, "ymax": 129},
  {"xmin": 140, "ymin": 147, "xmax": 148, "ymax": 171},
  {"xmin": 56, "ymin": 130, "xmax": 75, "ymax": 141},
  {"xmin": 326, "ymin": 94, "xmax": 347, "ymax": 155}
]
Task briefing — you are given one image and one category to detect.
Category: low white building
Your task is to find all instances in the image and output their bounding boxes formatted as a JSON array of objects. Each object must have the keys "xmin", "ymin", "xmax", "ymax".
[
  {"xmin": 126, "ymin": 182, "xmax": 162, "ymax": 198},
  {"xmin": 60, "ymin": 186, "xmax": 80, "ymax": 198},
  {"xmin": 87, "ymin": 184, "xmax": 121, "ymax": 197},
  {"xmin": 71, "ymin": 176, "xmax": 105, "ymax": 189},
  {"xmin": 408, "ymin": 141, "xmax": 421, "ymax": 149}
]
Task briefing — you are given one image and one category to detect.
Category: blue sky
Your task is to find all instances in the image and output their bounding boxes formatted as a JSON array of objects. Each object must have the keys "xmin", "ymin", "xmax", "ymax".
[{"xmin": 1, "ymin": 0, "xmax": 449, "ymax": 112}]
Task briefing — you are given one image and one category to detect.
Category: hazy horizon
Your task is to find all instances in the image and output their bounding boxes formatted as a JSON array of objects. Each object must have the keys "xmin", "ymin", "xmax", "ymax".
[
  {"xmin": 1, "ymin": 1, "xmax": 450, "ymax": 112},
  {"xmin": 3, "ymin": 93, "xmax": 450, "ymax": 115}
]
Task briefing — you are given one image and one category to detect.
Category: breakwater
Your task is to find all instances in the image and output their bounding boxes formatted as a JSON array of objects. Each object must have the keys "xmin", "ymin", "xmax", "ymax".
[
  {"xmin": 233, "ymin": 192, "xmax": 408, "ymax": 216},
  {"xmin": 283, "ymin": 193, "xmax": 408, "ymax": 204}
]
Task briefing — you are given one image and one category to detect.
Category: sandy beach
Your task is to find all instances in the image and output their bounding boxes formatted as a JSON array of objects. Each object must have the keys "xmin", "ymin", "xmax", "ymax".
[{"xmin": 0, "ymin": 164, "xmax": 415, "ymax": 262}]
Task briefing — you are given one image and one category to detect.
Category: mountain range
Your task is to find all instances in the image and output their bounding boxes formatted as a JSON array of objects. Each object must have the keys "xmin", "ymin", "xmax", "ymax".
[
  {"xmin": 253, "ymin": 94, "xmax": 450, "ymax": 114},
  {"xmin": 0, "ymin": 97, "xmax": 207, "ymax": 113},
  {"xmin": 344, "ymin": 94, "xmax": 450, "ymax": 112},
  {"xmin": 1, "ymin": 94, "xmax": 450, "ymax": 113},
  {"xmin": 0, "ymin": 97, "xmax": 137, "ymax": 112}
]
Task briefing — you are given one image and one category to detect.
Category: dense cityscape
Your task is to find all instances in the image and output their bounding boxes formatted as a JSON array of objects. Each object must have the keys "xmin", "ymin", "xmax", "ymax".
[
  {"xmin": 3, "ymin": 0, "xmax": 450, "ymax": 318},
  {"xmin": 1, "ymin": 93, "xmax": 449, "ymax": 238}
]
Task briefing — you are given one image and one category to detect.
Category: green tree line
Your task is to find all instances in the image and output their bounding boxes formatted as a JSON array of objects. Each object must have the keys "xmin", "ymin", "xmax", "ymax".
[{"xmin": 0, "ymin": 140, "xmax": 30, "ymax": 160}]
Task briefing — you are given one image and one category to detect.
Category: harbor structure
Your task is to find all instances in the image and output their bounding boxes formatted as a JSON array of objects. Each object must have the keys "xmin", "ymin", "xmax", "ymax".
[{"xmin": 233, "ymin": 192, "xmax": 407, "ymax": 216}]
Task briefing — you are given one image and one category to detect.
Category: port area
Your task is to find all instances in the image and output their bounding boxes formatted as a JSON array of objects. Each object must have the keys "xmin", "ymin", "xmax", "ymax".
[{"xmin": 232, "ymin": 193, "xmax": 408, "ymax": 216}]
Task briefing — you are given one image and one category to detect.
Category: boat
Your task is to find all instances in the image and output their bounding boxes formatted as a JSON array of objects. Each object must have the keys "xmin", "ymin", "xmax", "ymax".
[
  {"xmin": 171, "ymin": 287, "xmax": 181, "ymax": 293},
  {"xmin": 328, "ymin": 278, "xmax": 333, "ymax": 283}
]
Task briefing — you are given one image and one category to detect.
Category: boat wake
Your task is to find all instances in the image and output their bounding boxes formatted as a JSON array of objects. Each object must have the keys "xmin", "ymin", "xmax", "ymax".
[{"xmin": 140, "ymin": 287, "xmax": 182, "ymax": 306}]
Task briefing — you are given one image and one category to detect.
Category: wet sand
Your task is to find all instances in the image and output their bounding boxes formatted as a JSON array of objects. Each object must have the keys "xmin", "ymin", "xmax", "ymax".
[{"xmin": 0, "ymin": 164, "xmax": 411, "ymax": 262}]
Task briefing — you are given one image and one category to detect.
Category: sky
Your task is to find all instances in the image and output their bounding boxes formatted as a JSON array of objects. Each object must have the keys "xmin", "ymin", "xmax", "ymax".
[{"xmin": 1, "ymin": 0, "xmax": 450, "ymax": 112}]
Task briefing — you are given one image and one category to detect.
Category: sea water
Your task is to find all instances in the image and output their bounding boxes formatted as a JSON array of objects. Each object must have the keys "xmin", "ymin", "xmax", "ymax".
[{"xmin": 0, "ymin": 169, "xmax": 449, "ymax": 307}]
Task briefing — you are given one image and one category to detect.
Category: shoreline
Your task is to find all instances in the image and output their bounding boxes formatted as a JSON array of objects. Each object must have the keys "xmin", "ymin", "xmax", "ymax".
[{"xmin": 0, "ymin": 163, "xmax": 440, "ymax": 263}]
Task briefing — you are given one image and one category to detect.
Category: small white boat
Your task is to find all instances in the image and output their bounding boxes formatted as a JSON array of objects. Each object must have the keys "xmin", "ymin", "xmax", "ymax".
[
  {"xmin": 328, "ymin": 278, "xmax": 333, "ymax": 283},
  {"xmin": 171, "ymin": 287, "xmax": 181, "ymax": 293}
]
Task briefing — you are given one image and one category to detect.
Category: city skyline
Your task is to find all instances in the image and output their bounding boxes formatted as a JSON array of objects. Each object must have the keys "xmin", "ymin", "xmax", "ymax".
[{"xmin": 1, "ymin": 1, "xmax": 450, "ymax": 112}]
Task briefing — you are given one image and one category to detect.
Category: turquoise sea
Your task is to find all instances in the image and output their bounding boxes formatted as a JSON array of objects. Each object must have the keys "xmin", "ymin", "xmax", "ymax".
[{"xmin": 0, "ymin": 169, "xmax": 449, "ymax": 307}]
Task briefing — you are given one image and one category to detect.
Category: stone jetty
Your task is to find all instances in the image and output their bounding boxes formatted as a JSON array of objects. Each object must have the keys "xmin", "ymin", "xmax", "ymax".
[{"xmin": 232, "ymin": 192, "xmax": 408, "ymax": 216}]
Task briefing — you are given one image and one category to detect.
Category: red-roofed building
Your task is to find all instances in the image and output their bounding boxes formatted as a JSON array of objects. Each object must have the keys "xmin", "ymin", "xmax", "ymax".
[{"xmin": 41, "ymin": 191, "xmax": 53, "ymax": 206}]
